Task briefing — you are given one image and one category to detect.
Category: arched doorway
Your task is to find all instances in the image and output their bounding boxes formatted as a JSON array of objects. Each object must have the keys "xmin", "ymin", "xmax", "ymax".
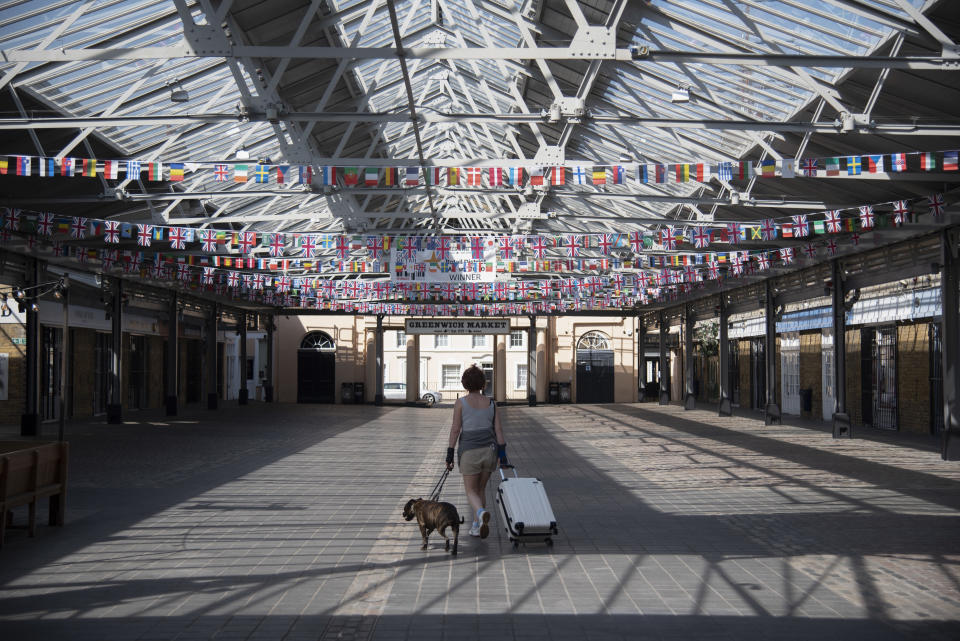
[
  {"xmin": 576, "ymin": 331, "xmax": 614, "ymax": 403},
  {"xmin": 298, "ymin": 331, "xmax": 336, "ymax": 403}
]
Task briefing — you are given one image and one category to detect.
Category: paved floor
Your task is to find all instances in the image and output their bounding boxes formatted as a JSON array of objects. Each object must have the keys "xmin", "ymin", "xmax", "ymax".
[{"xmin": 1, "ymin": 402, "xmax": 959, "ymax": 641}]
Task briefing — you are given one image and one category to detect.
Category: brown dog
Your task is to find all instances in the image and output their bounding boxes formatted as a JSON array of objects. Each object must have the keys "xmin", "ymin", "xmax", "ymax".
[{"xmin": 403, "ymin": 498, "xmax": 462, "ymax": 555}]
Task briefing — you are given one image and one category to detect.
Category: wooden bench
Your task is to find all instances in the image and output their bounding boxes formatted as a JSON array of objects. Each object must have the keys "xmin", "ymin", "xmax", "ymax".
[{"xmin": 0, "ymin": 441, "xmax": 68, "ymax": 548}]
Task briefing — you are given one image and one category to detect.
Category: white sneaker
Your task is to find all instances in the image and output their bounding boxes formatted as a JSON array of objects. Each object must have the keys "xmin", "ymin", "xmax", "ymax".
[
  {"xmin": 469, "ymin": 521, "xmax": 481, "ymax": 537},
  {"xmin": 478, "ymin": 509, "xmax": 491, "ymax": 539}
]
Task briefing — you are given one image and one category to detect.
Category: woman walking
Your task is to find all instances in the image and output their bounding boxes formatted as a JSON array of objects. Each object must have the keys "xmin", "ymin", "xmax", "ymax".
[{"xmin": 445, "ymin": 365, "xmax": 508, "ymax": 538}]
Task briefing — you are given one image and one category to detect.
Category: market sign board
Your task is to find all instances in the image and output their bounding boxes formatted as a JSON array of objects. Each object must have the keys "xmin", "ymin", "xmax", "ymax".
[
  {"xmin": 391, "ymin": 242, "xmax": 498, "ymax": 283},
  {"xmin": 405, "ymin": 318, "xmax": 510, "ymax": 335}
]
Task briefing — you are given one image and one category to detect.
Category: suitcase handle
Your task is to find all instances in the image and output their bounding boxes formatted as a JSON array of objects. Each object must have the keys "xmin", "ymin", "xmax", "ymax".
[{"xmin": 499, "ymin": 464, "xmax": 518, "ymax": 480}]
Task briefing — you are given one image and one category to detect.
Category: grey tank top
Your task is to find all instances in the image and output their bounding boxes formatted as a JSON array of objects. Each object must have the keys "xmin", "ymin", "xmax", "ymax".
[{"xmin": 458, "ymin": 396, "xmax": 495, "ymax": 455}]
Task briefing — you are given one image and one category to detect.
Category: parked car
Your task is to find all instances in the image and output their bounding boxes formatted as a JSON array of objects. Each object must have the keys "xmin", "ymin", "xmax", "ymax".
[{"xmin": 383, "ymin": 383, "xmax": 443, "ymax": 407}]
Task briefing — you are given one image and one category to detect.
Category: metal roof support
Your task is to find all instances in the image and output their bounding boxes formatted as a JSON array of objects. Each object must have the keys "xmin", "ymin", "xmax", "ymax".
[
  {"xmin": 659, "ymin": 310, "xmax": 670, "ymax": 405},
  {"xmin": 940, "ymin": 228, "xmax": 960, "ymax": 459},
  {"xmin": 763, "ymin": 279, "xmax": 781, "ymax": 425},
  {"xmin": 831, "ymin": 259, "xmax": 852, "ymax": 438},
  {"xmin": 683, "ymin": 304, "xmax": 696, "ymax": 410},
  {"xmin": 718, "ymin": 296, "xmax": 732, "ymax": 416}
]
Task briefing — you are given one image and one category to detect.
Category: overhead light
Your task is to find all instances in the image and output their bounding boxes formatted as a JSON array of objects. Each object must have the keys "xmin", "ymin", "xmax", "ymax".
[
  {"xmin": 235, "ymin": 148, "xmax": 250, "ymax": 161},
  {"xmin": 729, "ymin": 191, "xmax": 740, "ymax": 205},
  {"xmin": 169, "ymin": 80, "xmax": 189, "ymax": 103},
  {"xmin": 670, "ymin": 87, "xmax": 690, "ymax": 103}
]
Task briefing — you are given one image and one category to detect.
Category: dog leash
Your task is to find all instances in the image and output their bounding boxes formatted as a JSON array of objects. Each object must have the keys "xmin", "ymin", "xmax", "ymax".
[{"xmin": 428, "ymin": 469, "xmax": 450, "ymax": 502}]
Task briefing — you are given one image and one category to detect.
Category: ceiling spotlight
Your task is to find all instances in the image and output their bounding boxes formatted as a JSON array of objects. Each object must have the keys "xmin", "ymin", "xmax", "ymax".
[
  {"xmin": 729, "ymin": 191, "xmax": 740, "ymax": 205},
  {"xmin": 13, "ymin": 288, "xmax": 24, "ymax": 301},
  {"xmin": 29, "ymin": 302, "xmax": 39, "ymax": 313},
  {"xmin": 169, "ymin": 80, "xmax": 189, "ymax": 103},
  {"xmin": 670, "ymin": 87, "xmax": 690, "ymax": 103}
]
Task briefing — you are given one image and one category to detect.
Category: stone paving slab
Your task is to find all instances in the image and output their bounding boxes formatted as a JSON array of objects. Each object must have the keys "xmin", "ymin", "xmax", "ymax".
[{"xmin": 0, "ymin": 402, "xmax": 958, "ymax": 640}]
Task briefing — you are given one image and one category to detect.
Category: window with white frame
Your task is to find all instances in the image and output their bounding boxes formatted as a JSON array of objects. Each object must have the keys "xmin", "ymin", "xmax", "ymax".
[
  {"xmin": 395, "ymin": 330, "xmax": 406, "ymax": 348},
  {"xmin": 472, "ymin": 334, "xmax": 488, "ymax": 349},
  {"xmin": 510, "ymin": 331, "xmax": 524, "ymax": 348},
  {"xmin": 442, "ymin": 364, "xmax": 461, "ymax": 388},
  {"xmin": 516, "ymin": 363, "xmax": 528, "ymax": 389},
  {"xmin": 434, "ymin": 334, "xmax": 449, "ymax": 348}
]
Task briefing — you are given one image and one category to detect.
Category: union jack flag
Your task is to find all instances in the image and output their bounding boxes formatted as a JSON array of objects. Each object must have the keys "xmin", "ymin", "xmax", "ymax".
[
  {"xmin": 858, "ymin": 205, "xmax": 875, "ymax": 229},
  {"xmin": 299, "ymin": 234, "xmax": 317, "ymax": 256},
  {"xmin": 892, "ymin": 200, "xmax": 909, "ymax": 226},
  {"xmin": 276, "ymin": 276, "xmax": 291, "ymax": 293},
  {"xmin": 540, "ymin": 280, "xmax": 551, "ymax": 297},
  {"xmin": 214, "ymin": 164, "xmax": 230, "ymax": 181},
  {"xmin": 754, "ymin": 253, "xmax": 769, "ymax": 270},
  {"xmin": 564, "ymin": 235, "xmax": 581, "ymax": 257},
  {"xmin": 70, "ymin": 217, "xmax": 87, "ymax": 239},
  {"xmin": 851, "ymin": 233, "xmax": 861, "ymax": 246},
  {"xmin": 499, "ymin": 236, "xmax": 514, "ymax": 259},
  {"xmin": 824, "ymin": 210, "xmax": 843, "ymax": 233},
  {"xmin": 253, "ymin": 274, "xmax": 265, "ymax": 290},
  {"xmin": 726, "ymin": 223, "xmax": 741, "ymax": 245},
  {"xmin": 524, "ymin": 236, "xmax": 544, "ymax": 259},
  {"xmin": 238, "ymin": 232, "xmax": 256, "ymax": 254},
  {"xmin": 362, "ymin": 235, "xmax": 381, "ymax": 260},
  {"xmin": 826, "ymin": 239, "xmax": 838, "ymax": 256},
  {"xmin": 779, "ymin": 247, "xmax": 795, "ymax": 264},
  {"xmin": 929, "ymin": 193, "xmax": 946, "ymax": 219},
  {"xmin": 804, "ymin": 243, "xmax": 817, "ymax": 259},
  {"xmin": 101, "ymin": 250, "xmax": 116, "ymax": 269},
  {"xmin": 434, "ymin": 236, "xmax": 450, "ymax": 261},
  {"xmin": 36, "ymin": 213, "xmax": 53, "ymax": 236},
  {"xmin": 692, "ymin": 226, "xmax": 710, "ymax": 249},
  {"xmin": 200, "ymin": 229, "xmax": 217, "ymax": 252},
  {"xmin": 612, "ymin": 273, "xmax": 624, "ymax": 290},
  {"xmin": 597, "ymin": 234, "xmax": 614, "ymax": 255},
  {"xmin": 177, "ymin": 263, "xmax": 191, "ymax": 281},
  {"xmin": 660, "ymin": 228, "xmax": 676, "ymax": 250},
  {"xmin": 629, "ymin": 231, "xmax": 644, "ymax": 254},
  {"xmin": 441, "ymin": 283, "xmax": 456, "ymax": 300},
  {"xmin": 269, "ymin": 234, "xmax": 285, "ymax": 257},
  {"xmin": 470, "ymin": 236, "xmax": 484, "ymax": 260},
  {"xmin": 761, "ymin": 218, "xmax": 776, "ymax": 241},
  {"xmin": 802, "ymin": 158, "xmax": 818, "ymax": 176},
  {"xmin": 135, "ymin": 224, "xmax": 152, "ymax": 247},
  {"xmin": 103, "ymin": 220, "xmax": 120, "ymax": 243},
  {"xmin": 707, "ymin": 261, "xmax": 720, "ymax": 279},
  {"xmin": 169, "ymin": 227, "xmax": 187, "ymax": 249},
  {"xmin": 785, "ymin": 217, "xmax": 805, "ymax": 239},
  {"xmin": 202, "ymin": 267, "xmax": 215, "ymax": 285},
  {"xmin": 405, "ymin": 236, "xmax": 420, "ymax": 260},
  {"xmin": 637, "ymin": 272, "xmax": 650, "ymax": 289}
]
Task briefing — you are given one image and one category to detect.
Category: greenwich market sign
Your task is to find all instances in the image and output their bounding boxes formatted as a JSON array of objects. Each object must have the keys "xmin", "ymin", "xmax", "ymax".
[{"xmin": 405, "ymin": 318, "xmax": 510, "ymax": 335}]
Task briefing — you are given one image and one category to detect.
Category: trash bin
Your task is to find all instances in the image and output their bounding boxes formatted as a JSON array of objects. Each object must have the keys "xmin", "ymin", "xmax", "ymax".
[
  {"xmin": 558, "ymin": 382, "xmax": 571, "ymax": 404},
  {"xmin": 549, "ymin": 382, "xmax": 560, "ymax": 404},
  {"xmin": 354, "ymin": 382, "xmax": 365, "ymax": 404},
  {"xmin": 341, "ymin": 382, "xmax": 354, "ymax": 404},
  {"xmin": 800, "ymin": 388, "xmax": 813, "ymax": 412}
]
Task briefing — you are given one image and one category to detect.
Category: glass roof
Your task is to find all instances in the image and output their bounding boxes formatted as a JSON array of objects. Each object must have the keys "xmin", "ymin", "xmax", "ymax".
[{"xmin": 0, "ymin": 0, "xmax": 938, "ymax": 243}]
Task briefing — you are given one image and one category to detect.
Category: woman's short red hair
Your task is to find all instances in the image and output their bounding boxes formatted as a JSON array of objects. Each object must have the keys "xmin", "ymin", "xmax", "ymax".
[{"xmin": 461, "ymin": 365, "xmax": 486, "ymax": 392}]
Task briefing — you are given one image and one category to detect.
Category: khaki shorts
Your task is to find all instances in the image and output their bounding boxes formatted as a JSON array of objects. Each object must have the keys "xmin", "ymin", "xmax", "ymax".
[{"xmin": 460, "ymin": 445, "xmax": 498, "ymax": 476}]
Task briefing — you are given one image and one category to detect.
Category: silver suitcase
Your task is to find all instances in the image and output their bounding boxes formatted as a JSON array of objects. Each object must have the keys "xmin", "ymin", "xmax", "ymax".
[{"xmin": 496, "ymin": 465, "xmax": 558, "ymax": 546}]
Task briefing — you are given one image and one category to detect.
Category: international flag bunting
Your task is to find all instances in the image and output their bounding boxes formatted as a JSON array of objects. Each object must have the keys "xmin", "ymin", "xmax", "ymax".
[
  {"xmin": 487, "ymin": 167, "xmax": 502, "ymax": 186},
  {"xmin": 549, "ymin": 166, "xmax": 564, "ymax": 185},
  {"xmin": 343, "ymin": 167, "xmax": 359, "ymax": 185},
  {"xmin": 529, "ymin": 167, "xmax": 544, "ymax": 186},
  {"xmin": 737, "ymin": 161, "xmax": 754, "ymax": 180},
  {"xmin": 674, "ymin": 164, "xmax": 689, "ymax": 183},
  {"xmin": 846, "ymin": 156, "xmax": 861, "ymax": 175},
  {"xmin": 655, "ymin": 165, "xmax": 668, "ymax": 183},
  {"xmin": 802, "ymin": 158, "xmax": 817, "ymax": 176},
  {"xmin": 759, "ymin": 159, "xmax": 775, "ymax": 177},
  {"xmin": 82, "ymin": 158, "xmax": 96, "ymax": 177},
  {"xmin": 920, "ymin": 152, "xmax": 936, "ymax": 170},
  {"xmin": 944, "ymin": 151, "xmax": 959, "ymax": 171},
  {"xmin": 406, "ymin": 167, "xmax": 420, "ymax": 186},
  {"xmin": 592, "ymin": 167, "xmax": 606, "ymax": 185},
  {"xmin": 572, "ymin": 166, "xmax": 588, "ymax": 185},
  {"xmin": 233, "ymin": 164, "xmax": 247, "ymax": 182},
  {"xmin": 39, "ymin": 157, "xmax": 56, "ymax": 177},
  {"xmin": 825, "ymin": 158, "xmax": 840, "ymax": 176},
  {"xmin": 780, "ymin": 158, "xmax": 795, "ymax": 178},
  {"xmin": 426, "ymin": 167, "xmax": 443, "ymax": 185},
  {"xmin": 695, "ymin": 162, "xmax": 710, "ymax": 182},
  {"xmin": 214, "ymin": 164, "xmax": 229, "ymax": 181},
  {"xmin": 17, "ymin": 156, "xmax": 31, "ymax": 176},
  {"xmin": 466, "ymin": 167, "xmax": 483, "ymax": 186},
  {"xmin": 364, "ymin": 167, "xmax": 379, "ymax": 186},
  {"xmin": 447, "ymin": 167, "xmax": 460, "ymax": 186},
  {"xmin": 126, "ymin": 160, "xmax": 141, "ymax": 177},
  {"xmin": 384, "ymin": 167, "xmax": 398, "ymax": 186},
  {"xmin": 890, "ymin": 153, "xmax": 906, "ymax": 172},
  {"xmin": 61, "ymin": 158, "xmax": 76, "ymax": 177},
  {"xmin": 254, "ymin": 164, "xmax": 270, "ymax": 183},
  {"xmin": 299, "ymin": 165, "xmax": 313, "ymax": 185},
  {"xmin": 169, "ymin": 163, "xmax": 185, "ymax": 181},
  {"xmin": 103, "ymin": 160, "xmax": 119, "ymax": 179},
  {"xmin": 276, "ymin": 166, "xmax": 289, "ymax": 184},
  {"xmin": 866, "ymin": 155, "xmax": 884, "ymax": 173},
  {"xmin": 637, "ymin": 164, "xmax": 650, "ymax": 183},
  {"xmin": 320, "ymin": 166, "xmax": 335, "ymax": 185},
  {"xmin": 611, "ymin": 165, "xmax": 624, "ymax": 184},
  {"xmin": 506, "ymin": 167, "xmax": 522, "ymax": 186},
  {"xmin": 0, "ymin": 158, "xmax": 7, "ymax": 174},
  {"xmin": 717, "ymin": 162, "xmax": 732, "ymax": 181}
]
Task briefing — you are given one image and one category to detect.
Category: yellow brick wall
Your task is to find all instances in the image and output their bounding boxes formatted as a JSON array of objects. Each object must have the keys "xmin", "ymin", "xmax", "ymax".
[
  {"xmin": 799, "ymin": 331, "xmax": 822, "ymax": 418},
  {"xmin": 898, "ymin": 323, "xmax": 930, "ymax": 434},
  {"xmin": 0, "ymin": 322, "xmax": 26, "ymax": 424},
  {"xmin": 70, "ymin": 328, "xmax": 96, "ymax": 418}
]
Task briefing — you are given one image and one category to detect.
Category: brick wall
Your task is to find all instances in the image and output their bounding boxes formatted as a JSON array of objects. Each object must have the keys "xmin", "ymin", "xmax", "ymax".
[
  {"xmin": 799, "ymin": 331, "xmax": 822, "ymax": 418},
  {"xmin": 845, "ymin": 328, "xmax": 862, "ymax": 426},
  {"xmin": 0, "ymin": 322, "xmax": 26, "ymax": 424},
  {"xmin": 898, "ymin": 323, "xmax": 930, "ymax": 435},
  {"xmin": 737, "ymin": 339, "xmax": 750, "ymax": 407}
]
